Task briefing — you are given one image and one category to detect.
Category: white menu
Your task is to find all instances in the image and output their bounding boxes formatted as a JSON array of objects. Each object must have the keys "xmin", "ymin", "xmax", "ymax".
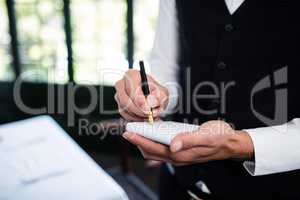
[{"xmin": 0, "ymin": 116, "xmax": 128, "ymax": 200}]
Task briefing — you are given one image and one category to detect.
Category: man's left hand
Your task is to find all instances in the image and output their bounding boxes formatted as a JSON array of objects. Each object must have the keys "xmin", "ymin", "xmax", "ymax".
[{"xmin": 122, "ymin": 120, "xmax": 254, "ymax": 166}]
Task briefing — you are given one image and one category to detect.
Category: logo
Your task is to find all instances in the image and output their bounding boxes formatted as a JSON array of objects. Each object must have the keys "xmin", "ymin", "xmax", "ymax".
[{"xmin": 251, "ymin": 67, "xmax": 288, "ymax": 126}]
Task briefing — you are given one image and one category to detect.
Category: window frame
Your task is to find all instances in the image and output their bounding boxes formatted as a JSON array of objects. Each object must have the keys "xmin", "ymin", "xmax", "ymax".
[{"xmin": 5, "ymin": 0, "xmax": 135, "ymax": 82}]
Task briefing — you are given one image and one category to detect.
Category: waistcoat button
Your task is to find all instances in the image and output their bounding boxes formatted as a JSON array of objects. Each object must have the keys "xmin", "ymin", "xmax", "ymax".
[
  {"xmin": 225, "ymin": 24, "xmax": 234, "ymax": 32},
  {"xmin": 217, "ymin": 62, "xmax": 227, "ymax": 69}
]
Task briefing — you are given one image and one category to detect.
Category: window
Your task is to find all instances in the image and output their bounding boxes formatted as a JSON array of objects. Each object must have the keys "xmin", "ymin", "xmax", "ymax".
[
  {"xmin": 15, "ymin": 0, "xmax": 68, "ymax": 83},
  {"xmin": 71, "ymin": 0, "xmax": 128, "ymax": 85},
  {"xmin": 2, "ymin": 0, "xmax": 159, "ymax": 85},
  {"xmin": 0, "ymin": 0, "xmax": 15, "ymax": 81},
  {"xmin": 134, "ymin": 0, "xmax": 159, "ymax": 61}
]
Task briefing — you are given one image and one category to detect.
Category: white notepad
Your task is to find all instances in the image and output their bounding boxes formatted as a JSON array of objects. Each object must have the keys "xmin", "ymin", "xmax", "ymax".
[{"xmin": 126, "ymin": 121, "xmax": 200, "ymax": 145}]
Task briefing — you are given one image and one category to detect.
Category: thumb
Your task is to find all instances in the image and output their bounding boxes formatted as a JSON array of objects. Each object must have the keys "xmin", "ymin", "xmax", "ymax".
[{"xmin": 170, "ymin": 130, "xmax": 205, "ymax": 153}]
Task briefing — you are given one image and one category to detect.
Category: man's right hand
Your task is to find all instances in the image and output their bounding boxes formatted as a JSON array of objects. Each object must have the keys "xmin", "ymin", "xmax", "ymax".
[{"xmin": 114, "ymin": 69, "xmax": 169, "ymax": 121}]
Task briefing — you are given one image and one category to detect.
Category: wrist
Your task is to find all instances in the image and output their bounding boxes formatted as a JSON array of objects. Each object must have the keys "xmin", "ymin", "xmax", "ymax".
[{"xmin": 230, "ymin": 131, "xmax": 254, "ymax": 160}]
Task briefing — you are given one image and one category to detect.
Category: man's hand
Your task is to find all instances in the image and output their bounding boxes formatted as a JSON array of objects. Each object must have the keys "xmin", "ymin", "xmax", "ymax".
[
  {"xmin": 114, "ymin": 70, "xmax": 169, "ymax": 121},
  {"xmin": 122, "ymin": 120, "xmax": 254, "ymax": 166}
]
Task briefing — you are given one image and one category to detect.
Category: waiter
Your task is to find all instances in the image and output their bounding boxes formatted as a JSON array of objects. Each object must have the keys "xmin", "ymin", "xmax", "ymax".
[{"xmin": 115, "ymin": 0, "xmax": 300, "ymax": 199}]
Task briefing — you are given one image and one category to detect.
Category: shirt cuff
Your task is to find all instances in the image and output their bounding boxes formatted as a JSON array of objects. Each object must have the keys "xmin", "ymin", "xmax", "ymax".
[{"xmin": 243, "ymin": 120, "xmax": 300, "ymax": 176}]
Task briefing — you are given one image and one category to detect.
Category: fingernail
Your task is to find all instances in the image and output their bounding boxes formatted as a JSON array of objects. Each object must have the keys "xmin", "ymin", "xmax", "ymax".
[
  {"xmin": 152, "ymin": 109, "xmax": 158, "ymax": 117},
  {"xmin": 171, "ymin": 141, "xmax": 183, "ymax": 153},
  {"xmin": 141, "ymin": 104, "xmax": 150, "ymax": 114},
  {"xmin": 122, "ymin": 132, "xmax": 132, "ymax": 140},
  {"xmin": 152, "ymin": 109, "xmax": 160, "ymax": 117},
  {"xmin": 147, "ymin": 95, "xmax": 158, "ymax": 108}
]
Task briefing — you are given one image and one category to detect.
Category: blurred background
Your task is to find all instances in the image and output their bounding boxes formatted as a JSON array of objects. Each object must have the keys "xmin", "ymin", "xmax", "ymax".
[{"xmin": 0, "ymin": 0, "xmax": 161, "ymax": 199}]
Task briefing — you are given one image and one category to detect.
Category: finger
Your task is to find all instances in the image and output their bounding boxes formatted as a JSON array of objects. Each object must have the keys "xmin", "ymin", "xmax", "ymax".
[
  {"xmin": 117, "ymin": 97, "xmax": 149, "ymax": 121},
  {"xmin": 124, "ymin": 71, "xmax": 162, "ymax": 112},
  {"xmin": 139, "ymin": 148, "xmax": 193, "ymax": 167},
  {"xmin": 145, "ymin": 91, "xmax": 167, "ymax": 118},
  {"xmin": 123, "ymin": 70, "xmax": 149, "ymax": 110},
  {"xmin": 116, "ymin": 94, "xmax": 148, "ymax": 121},
  {"xmin": 116, "ymin": 93, "xmax": 147, "ymax": 117},
  {"xmin": 193, "ymin": 153, "xmax": 226, "ymax": 163},
  {"xmin": 146, "ymin": 94, "xmax": 160, "ymax": 109},
  {"xmin": 119, "ymin": 109, "xmax": 146, "ymax": 122},
  {"xmin": 122, "ymin": 132, "xmax": 170, "ymax": 157},
  {"xmin": 138, "ymin": 147, "xmax": 171, "ymax": 162},
  {"xmin": 115, "ymin": 80, "xmax": 148, "ymax": 117},
  {"xmin": 147, "ymin": 78, "xmax": 169, "ymax": 108},
  {"xmin": 170, "ymin": 147, "xmax": 216, "ymax": 163},
  {"xmin": 152, "ymin": 107, "xmax": 164, "ymax": 118},
  {"xmin": 170, "ymin": 130, "xmax": 212, "ymax": 153},
  {"xmin": 139, "ymin": 145, "xmax": 195, "ymax": 166},
  {"xmin": 131, "ymin": 87, "xmax": 151, "ymax": 112},
  {"xmin": 116, "ymin": 95, "xmax": 143, "ymax": 121},
  {"xmin": 151, "ymin": 85, "xmax": 169, "ymax": 109},
  {"xmin": 199, "ymin": 120, "xmax": 234, "ymax": 135}
]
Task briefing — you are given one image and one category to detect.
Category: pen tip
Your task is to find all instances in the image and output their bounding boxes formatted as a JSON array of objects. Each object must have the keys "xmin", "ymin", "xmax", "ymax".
[{"xmin": 148, "ymin": 111, "xmax": 154, "ymax": 124}]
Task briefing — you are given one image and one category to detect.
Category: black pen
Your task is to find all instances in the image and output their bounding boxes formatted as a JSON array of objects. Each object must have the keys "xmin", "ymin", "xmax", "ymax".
[{"xmin": 139, "ymin": 61, "xmax": 154, "ymax": 124}]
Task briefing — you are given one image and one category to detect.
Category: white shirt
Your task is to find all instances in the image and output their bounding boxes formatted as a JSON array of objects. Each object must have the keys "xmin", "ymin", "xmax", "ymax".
[{"xmin": 148, "ymin": 0, "xmax": 300, "ymax": 177}]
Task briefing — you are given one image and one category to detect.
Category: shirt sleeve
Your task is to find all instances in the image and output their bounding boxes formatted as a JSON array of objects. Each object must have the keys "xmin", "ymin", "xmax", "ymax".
[
  {"xmin": 243, "ymin": 118, "xmax": 300, "ymax": 176},
  {"xmin": 148, "ymin": 0, "xmax": 180, "ymax": 115}
]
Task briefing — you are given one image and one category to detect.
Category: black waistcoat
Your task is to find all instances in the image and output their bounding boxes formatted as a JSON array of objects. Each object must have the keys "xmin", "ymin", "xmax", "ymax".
[{"xmin": 174, "ymin": 0, "xmax": 300, "ymax": 199}]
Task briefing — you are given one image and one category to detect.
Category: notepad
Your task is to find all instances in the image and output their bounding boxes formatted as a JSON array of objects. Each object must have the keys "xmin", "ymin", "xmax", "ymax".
[{"xmin": 126, "ymin": 121, "xmax": 200, "ymax": 145}]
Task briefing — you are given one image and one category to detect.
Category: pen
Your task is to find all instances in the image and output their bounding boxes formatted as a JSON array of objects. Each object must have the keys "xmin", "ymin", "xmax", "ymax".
[{"xmin": 139, "ymin": 61, "xmax": 154, "ymax": 124}]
